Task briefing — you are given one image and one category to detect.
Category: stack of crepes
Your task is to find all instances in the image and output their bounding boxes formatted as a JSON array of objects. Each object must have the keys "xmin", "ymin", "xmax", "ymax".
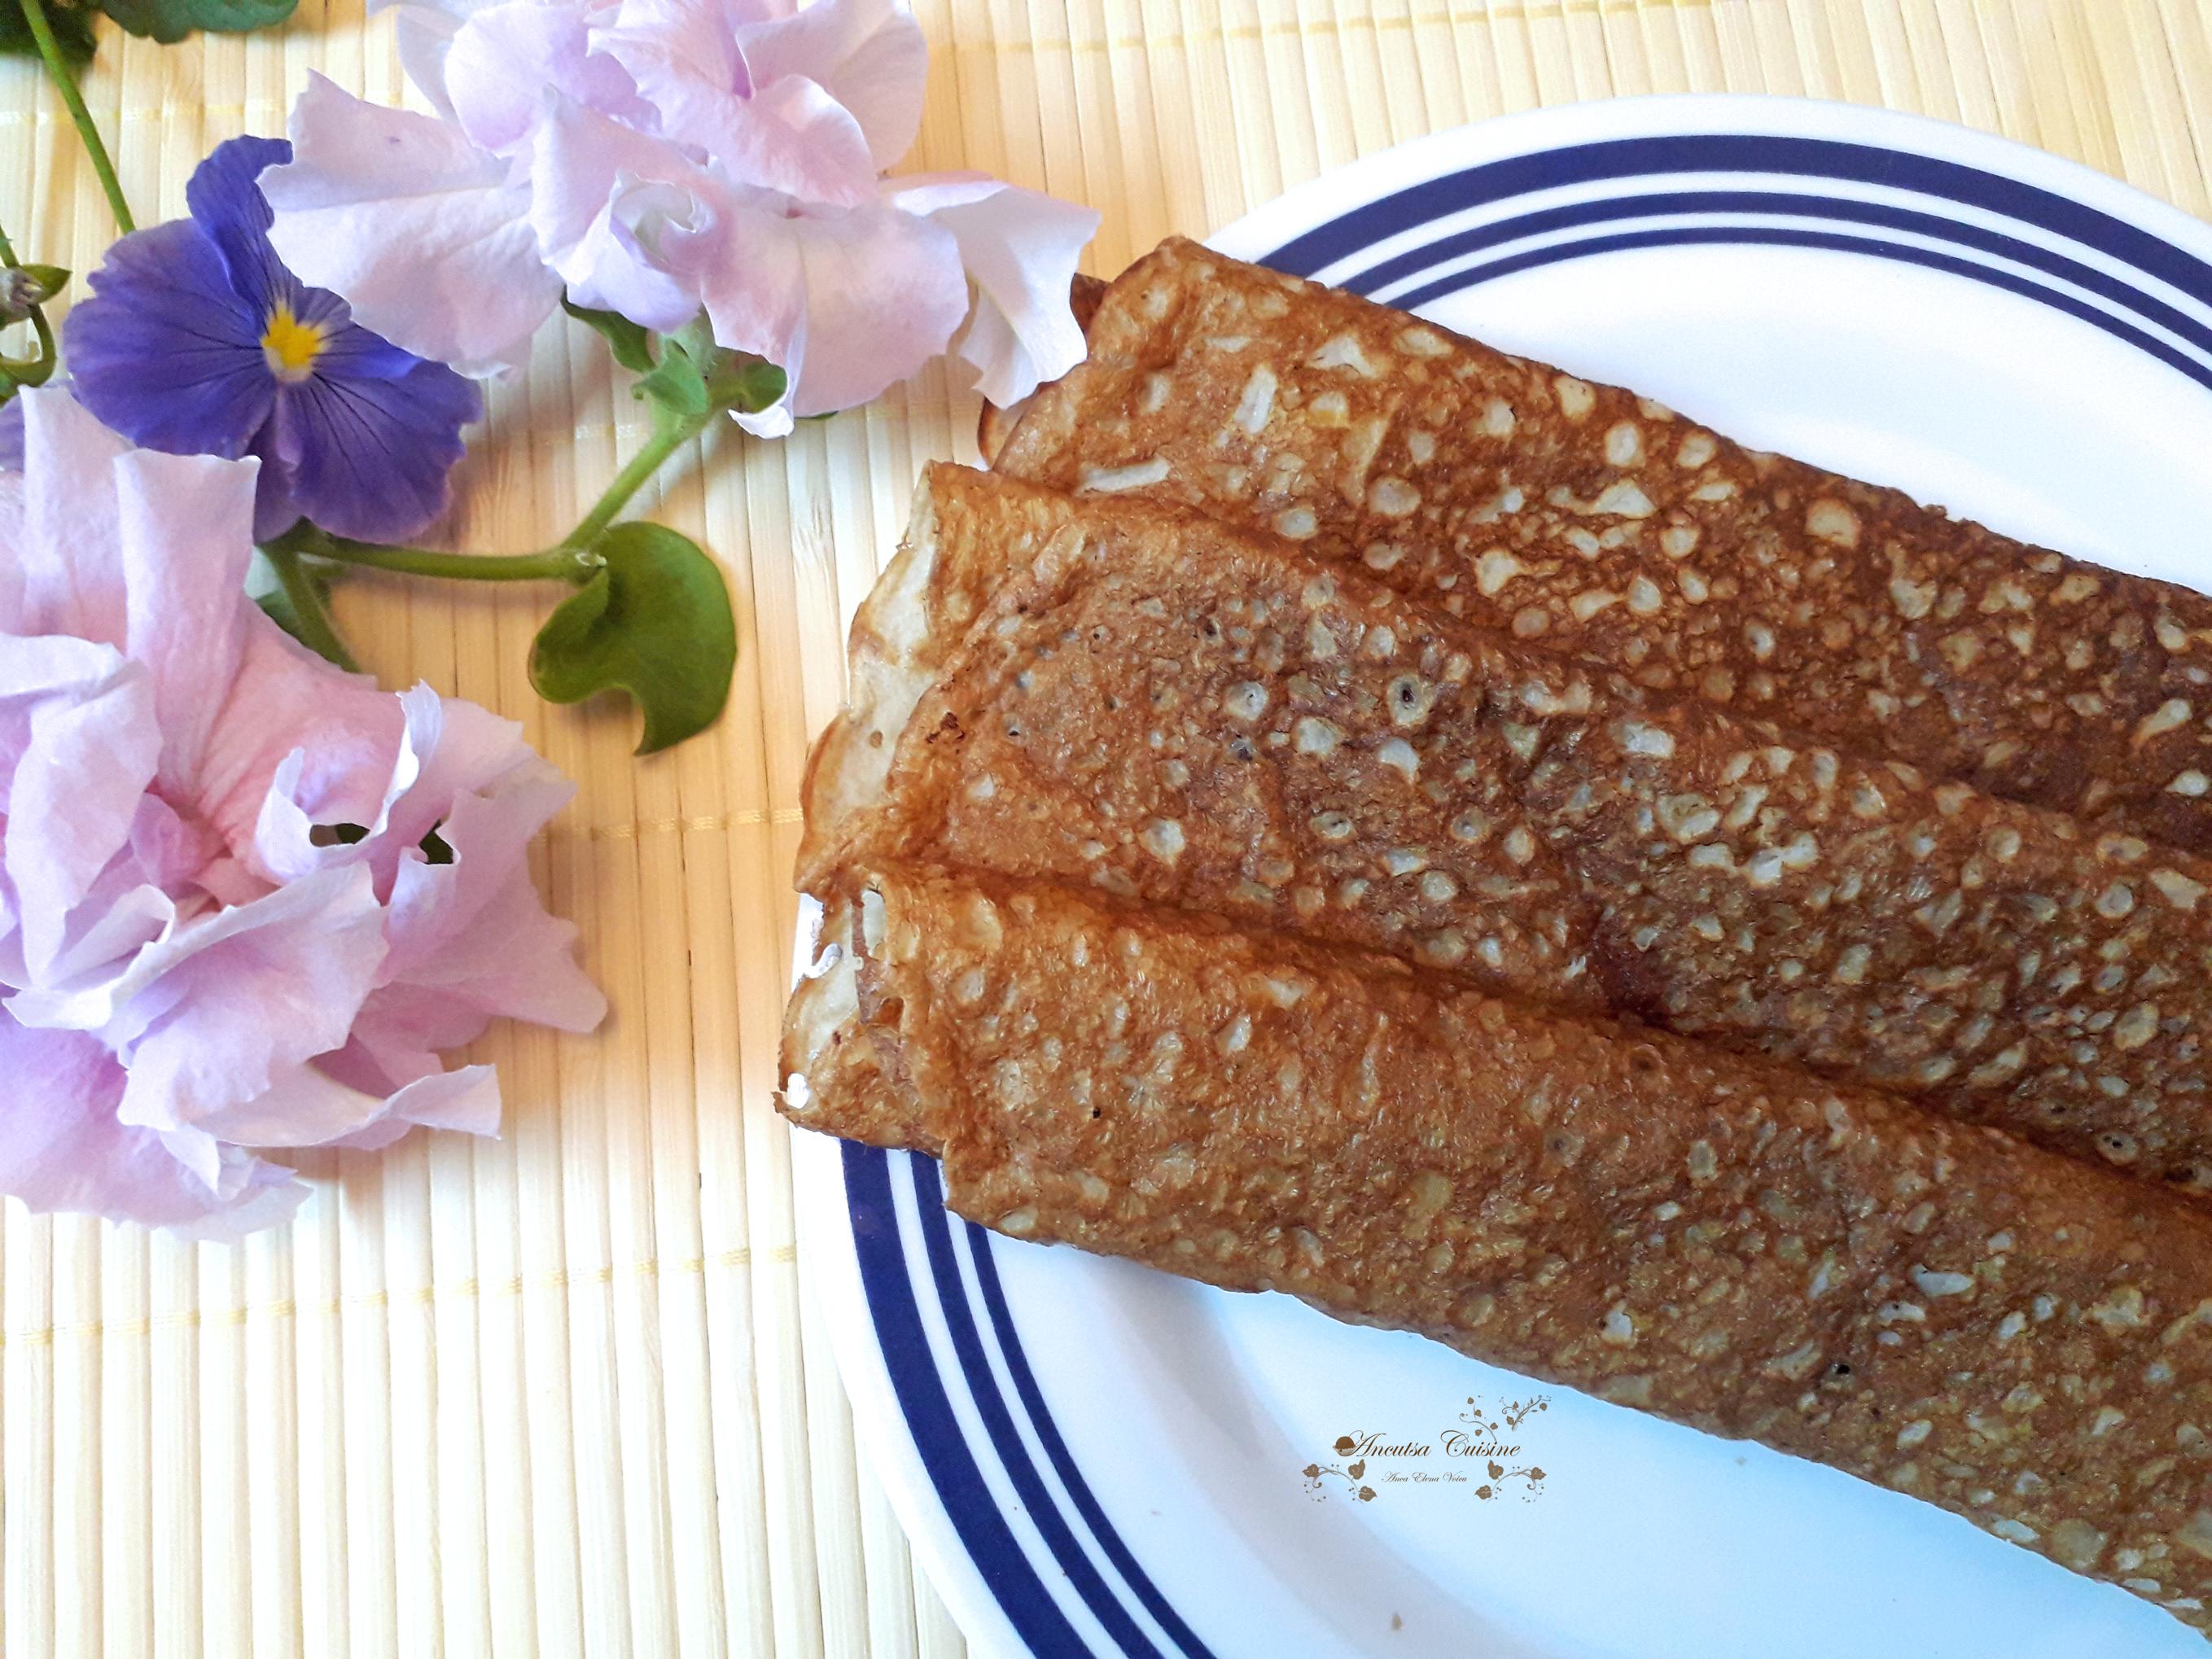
[{"xmin": 782, "ymin": 239, "xmax": 2212, "ymax": 1632}]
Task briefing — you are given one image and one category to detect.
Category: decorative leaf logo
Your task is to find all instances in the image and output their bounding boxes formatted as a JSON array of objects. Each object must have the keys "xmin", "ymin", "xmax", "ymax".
[{"xmin": 1311, "ymin": 1403, "xmax": 1554, "ymax": 1507}]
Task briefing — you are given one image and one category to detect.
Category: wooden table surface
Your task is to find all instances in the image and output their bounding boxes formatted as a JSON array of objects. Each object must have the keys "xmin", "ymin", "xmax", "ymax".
[{"xmin": 5, "ymin": 0, "xmax": 2212, "ymax": 1654}]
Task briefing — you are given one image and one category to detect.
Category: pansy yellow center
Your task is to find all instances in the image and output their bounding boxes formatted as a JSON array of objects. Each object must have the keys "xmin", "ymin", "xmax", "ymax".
[{"xmin": 260, "ymin": 304, "xmax": 327, "ymax": 384}]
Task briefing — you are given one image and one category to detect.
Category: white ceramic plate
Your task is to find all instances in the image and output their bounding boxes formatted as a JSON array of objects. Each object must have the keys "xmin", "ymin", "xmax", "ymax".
[{"xmin": 791, "ymin": 94, "xmax": 2212, "ymax": 1658}]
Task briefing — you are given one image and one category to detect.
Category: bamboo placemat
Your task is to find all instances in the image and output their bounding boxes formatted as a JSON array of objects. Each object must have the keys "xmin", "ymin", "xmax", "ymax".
[{"xmin": 4, "ymin": 1, "xmax": 2211, "ymax": 1653}]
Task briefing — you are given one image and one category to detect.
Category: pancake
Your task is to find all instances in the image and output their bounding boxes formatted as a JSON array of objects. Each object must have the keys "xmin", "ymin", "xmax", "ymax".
[
  {"xmin": 781, "ymin": 894, "xmax": 916, "ymax": 1150},
  {"xmin": 993, "ymin": 238, "xmax": 2212, "ymax": 856},
  {"xmin": 791, "ymin": 861, "xmax": 2212, "ymax": 1637},
  {"xmin": 794, "ymin": 466, "xmax": 2212, "ymax": 1186}
]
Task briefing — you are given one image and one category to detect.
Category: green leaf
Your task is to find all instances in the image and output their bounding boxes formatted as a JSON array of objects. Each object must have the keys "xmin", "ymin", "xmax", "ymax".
[
  {"xmin": 703, "ymin": 353, "xmax": 786, "ymax": 414},
  {"xmin": 563, "ymin": 295, "xmax": 655, "ymax": 373},
  {"xmin": 91, "ymin": 0, "xmax": 292, "ymax": 41},
  {"xmin": 633, "ymin": 320, "xmax": 786, "ymax": 422},
  {"xmin": 634, "ymin": 344, "xmax": 710, "ymax": 418},
  {"xmin": 632, "ymin": 313, "xmax": 715, "ymax": 416},
  {"xmin": 528, "ymin": 522, "xmax": 735, "ymax": 753},
  {"xmin": 0, "ymin": 0, "xmax": 94, "ymax": 63}
]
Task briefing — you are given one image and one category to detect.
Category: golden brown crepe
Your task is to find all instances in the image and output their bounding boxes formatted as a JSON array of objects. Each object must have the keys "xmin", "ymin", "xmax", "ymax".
[
  {"xmin": 782, "ymin": 895, "xmax": 915, "ymax": 1150},
  {"xmin": 789, "ymin": 234, "xmax": 2212, "ymax": 1639},
  {"xmin": 795, "ymin": 465, "xmax": 2212, "ymax": 1186},
  {"xmin": 790, "ymin": 861, "xmax": 2212, "ymax": 1635},
  {"xmin": 993, "ymin": 238, "xmax": 2212, "ymax": 856}
]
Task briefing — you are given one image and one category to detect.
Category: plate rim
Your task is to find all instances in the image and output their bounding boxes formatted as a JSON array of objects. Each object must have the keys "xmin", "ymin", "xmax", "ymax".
[{"xmin": 791, "ymin": 92, "xmax": 2212, "ymax": 1659}]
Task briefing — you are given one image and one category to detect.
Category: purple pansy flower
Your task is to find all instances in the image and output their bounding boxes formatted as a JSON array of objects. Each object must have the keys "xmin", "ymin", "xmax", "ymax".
[{"xmin": 65, "ymin": 136, "xmax": 481, "ymax": 544}]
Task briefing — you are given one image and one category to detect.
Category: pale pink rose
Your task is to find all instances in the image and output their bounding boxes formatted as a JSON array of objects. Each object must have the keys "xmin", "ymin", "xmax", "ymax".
[
  {"xmin": 0, "ymin": 388, "xmax": 605, "ymax": 1238},
  {"xmin": 259, "ymin": 0, "xmax": 1099, "ymax": 430}
]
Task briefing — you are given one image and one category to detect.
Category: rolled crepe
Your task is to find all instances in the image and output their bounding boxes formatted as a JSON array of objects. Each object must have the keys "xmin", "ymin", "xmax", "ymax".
[
  {"xmin": 786, "ymin": 861, "xmax": 2212, "ymax": 1635},
  {"xmin": 795, "ymin": 466, "xmax": 2212, "ymax": 1186},
  {"xmin": 786, "ymin": 891, "xmax": 929, "ymax": 1151},
  {"xmin": 994, "ymin": 239, "xmax": 2212, "ymax": 856}
]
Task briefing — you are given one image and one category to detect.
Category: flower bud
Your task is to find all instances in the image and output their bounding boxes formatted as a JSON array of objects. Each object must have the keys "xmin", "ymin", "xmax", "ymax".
[{"xmin": 0, "ymin": 264, "xmax": 66, "ymax": 322}]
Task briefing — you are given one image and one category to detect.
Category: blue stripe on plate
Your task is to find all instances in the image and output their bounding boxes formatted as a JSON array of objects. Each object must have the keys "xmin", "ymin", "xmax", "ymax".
[
  {"xmin": 966, "ymin": 1216, "xmax": 1224, "ymax": 1659},
  {"xmin": 843, "ymin": 1140, "xmax": 1092, "ymax": 1657},
  {"xmin": 909, "ymin": 1157, "xmax": 1173, "ymax": 1659},
  {"xmin": 850, "ymin": 131, "xmax": 2212, "ymax": 1659},
  {"xmin": 1381, "ymin": 224, "xmax": 2212, "ymax": 396},
  {"xmin": 1338, "ymin": 188, "xmax": 2212, "ymax": 362},
  {"xmin": 1264, "ymin": 134, "xmax": 2212, "ymax": 303}
]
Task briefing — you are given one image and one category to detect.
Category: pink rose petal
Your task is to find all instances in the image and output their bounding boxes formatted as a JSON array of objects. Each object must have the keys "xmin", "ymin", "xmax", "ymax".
[
  {"xmin": 18, "ymin": 388, "xmax": 133, "ymax": 643},
  {"xmin": 331, "ymin": 1063, "xmax": 502, "ymax": 1149},
  {"xmin": 5, "ymin": 654, "xmax": 160, "ymax": 980},
  {"xmin": 116, "ymin": 448, "xmax": 261, "ymax": 794},
  {"xmin": 0, "ymin": 392, "xmax": 602, "ymax": 1237},
  {"xmin": 736, "ymin": 0, "xmax": 926, "ymax": 169},
  {"xmin": 201, "ymin": 620, "xmax": 405, "ymax": 878},
  {"xmin": 7, "ymin": 861, "xmax": 387, "ymax": 1130},
  {"xmin": 599, "ymin": 0, "xmax": 879, "ymax": 205},
  {"xmin": 199, "ymin": 1052, "xmax": 501, "ymax": 1150},
  {"xmin": 528, "ymin": 92, "xmax": 724, "ymax": 331},
  {"xmin": 887, "ymin": 173, "xmax": 1101, "ymax": 405},
  {"xmin": 264, "ymin": 73, "xmax": 563, "ymax": 373},
  {"xmin": 0, "ymin": 1013, "xmax": 306, "ymax": 1237},
  {"xmin": 392, "ymin": 4, "xmax": 469, "ymax": 119},
  {"xmin": 689, "ymin": 194, "xmax": 970, "ymax": 418},
  {"xmin": 268, "ymin": 0, "xmax": 1095, "ymax": 418},
  {"xmin": 558, "ymin": 173, "xmax": 716, "ymax": 333},
  {"xmin": 446, "ymin": 0, "xmax": 651, "ymax": 155}
]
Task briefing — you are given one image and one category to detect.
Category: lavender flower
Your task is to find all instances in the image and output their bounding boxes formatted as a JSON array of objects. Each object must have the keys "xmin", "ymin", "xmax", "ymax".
[
  {"xmin": 259, "ymin": 0, "xmax": 1099, "ymax": 436},
  {"xmin": 64, "ymin": 135, "xmax": 481, "ymax": 544},
  {"xmin": 0, "ymin": 389, "xmax": 605, "ymax": 1237}
]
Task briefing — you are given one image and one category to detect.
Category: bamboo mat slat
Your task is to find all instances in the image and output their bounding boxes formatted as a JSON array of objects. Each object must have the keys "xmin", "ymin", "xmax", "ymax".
[{"xmin": 6, "ymin": 2, "xmax": 2212, "ymax": 1654}]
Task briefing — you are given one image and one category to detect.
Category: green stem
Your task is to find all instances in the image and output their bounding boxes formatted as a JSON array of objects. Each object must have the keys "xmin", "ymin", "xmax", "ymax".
[
  {"xmin": 254, "ymin": 381, "xmax": 717, "ymax": 597},
  {"xmin": 565, "ymin": 404, "xmax": 713, "ymax": 549},
  {"xmin": 264, "ymin": 544, "xmax": 360, "ymax": 673},
  {"xmin": 0, "ymin": 298, "xmax": 59, "ymax": 385},
  {"xmin": 289, "ymin": 527, "xmax": 598, "ymax": 584},
  {"xmin": 18, "ymin": 0, "xmax": 134, "ymax": 234}
]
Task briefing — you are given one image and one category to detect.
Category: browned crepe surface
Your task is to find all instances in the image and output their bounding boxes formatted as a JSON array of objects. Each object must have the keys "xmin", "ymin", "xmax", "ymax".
[
  {"xmin": 994, "ymin": 238, "xmax": 2212, "ymax": 856},
  {"xmin": 805, "ymin": 862, "xmax": 2212, "ymax": 1635},
  {"xmin": 795, "ymin": 465, "xmax": 2212, "ymax": 1186},
  {"xmin": 788, "ymin": 235, "xmax": 2212, "ymax": 1638}
]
